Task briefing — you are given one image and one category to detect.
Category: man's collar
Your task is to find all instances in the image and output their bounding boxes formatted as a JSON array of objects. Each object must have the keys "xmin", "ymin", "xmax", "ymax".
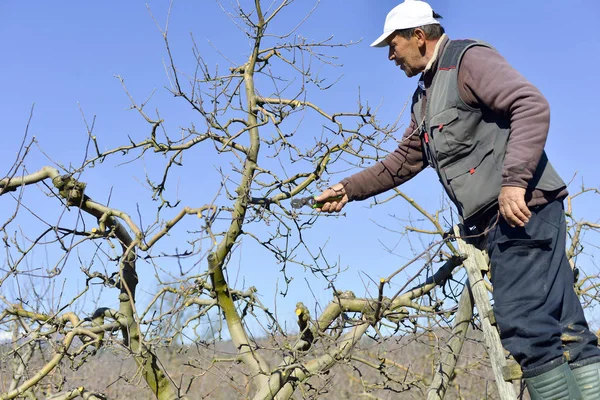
[
  {"xmin": 419, "ymin": 34, "xmax": 449, "ymax": 89},
  {"xmin": 424, "ymin": 34, "xmax": 448, "ymax": 73}
]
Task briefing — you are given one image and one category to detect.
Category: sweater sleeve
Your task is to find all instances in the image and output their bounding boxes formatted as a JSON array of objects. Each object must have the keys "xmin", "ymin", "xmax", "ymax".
[
  {"xmin": 457, "ymin": 45, "xmax": 550, "ymax": 189},
  {"xmin": 341, "ymin": 116, "xmax": 426, "ymax": 201}
]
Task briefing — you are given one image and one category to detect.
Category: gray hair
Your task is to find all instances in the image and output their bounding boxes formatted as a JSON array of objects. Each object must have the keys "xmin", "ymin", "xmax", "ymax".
[{"xmin": 395, "ymin": 12, "xmax": 445, "ymax": 40}]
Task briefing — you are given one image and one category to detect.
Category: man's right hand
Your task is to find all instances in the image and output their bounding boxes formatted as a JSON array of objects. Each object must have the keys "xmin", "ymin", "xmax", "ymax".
[{"xmin": 314, "ymin": 183, "xmax": 349, "ymax": 213}]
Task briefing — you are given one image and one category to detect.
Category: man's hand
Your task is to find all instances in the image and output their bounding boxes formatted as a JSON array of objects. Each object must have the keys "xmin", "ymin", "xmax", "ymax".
[
  {"xmin": 498, "ymin": 186, "xmax": 531, "ymax": 228},
  {"xmin": 314, "ymin": 183, "xmax": 348, "ymax": 213}
]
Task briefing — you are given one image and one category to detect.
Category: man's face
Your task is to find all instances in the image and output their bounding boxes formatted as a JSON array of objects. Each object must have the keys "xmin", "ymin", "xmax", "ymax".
[{"xmin": 387, "ymin": 33, "xmax": 425, "ymax": 78}]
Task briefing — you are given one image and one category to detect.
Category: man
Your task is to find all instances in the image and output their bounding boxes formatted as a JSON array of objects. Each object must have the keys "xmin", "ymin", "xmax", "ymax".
[{"xmin": 315, "ymin": 1, "xmax": 600, "ymax": 398}]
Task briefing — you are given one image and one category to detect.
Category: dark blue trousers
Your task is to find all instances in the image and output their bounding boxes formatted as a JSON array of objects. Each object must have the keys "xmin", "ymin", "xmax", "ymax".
[{"xmin": 485, "ymin": 200, "xmax": 600, "ymax": 378}]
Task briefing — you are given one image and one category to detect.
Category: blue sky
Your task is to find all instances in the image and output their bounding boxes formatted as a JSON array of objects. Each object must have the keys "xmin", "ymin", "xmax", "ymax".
[{"xmin": 2, "ymin": 0, "xmax": 600, "ymax": 336}]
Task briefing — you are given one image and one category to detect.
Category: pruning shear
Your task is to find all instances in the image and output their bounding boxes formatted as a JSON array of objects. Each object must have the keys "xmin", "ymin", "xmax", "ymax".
[{"xmin": 290, "ymin": 195, "xmax": 344, "ymax": 209}]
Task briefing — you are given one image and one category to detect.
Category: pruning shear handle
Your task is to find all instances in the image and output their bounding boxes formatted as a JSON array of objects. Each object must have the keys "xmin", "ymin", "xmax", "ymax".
[{"xmin": 290, "ymin": 195, "xmax": 344, "ymax": 209}]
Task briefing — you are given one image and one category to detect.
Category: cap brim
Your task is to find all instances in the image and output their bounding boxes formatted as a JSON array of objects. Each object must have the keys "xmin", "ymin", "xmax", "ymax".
[{"xmin": 370, "ymin": 31, "xmax": 394, "ymax": 48}]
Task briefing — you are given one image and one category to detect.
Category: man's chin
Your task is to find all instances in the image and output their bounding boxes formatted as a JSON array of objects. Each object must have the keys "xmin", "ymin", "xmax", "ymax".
[{"xmin": 399, "ymin": 65, "xmax": 416, "ymax": 78}]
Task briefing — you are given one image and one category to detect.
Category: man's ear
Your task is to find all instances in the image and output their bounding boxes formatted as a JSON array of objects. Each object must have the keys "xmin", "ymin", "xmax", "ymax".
[{"xmin": 413, "ymin": 28, "xmax": 427, "ymax": 47}]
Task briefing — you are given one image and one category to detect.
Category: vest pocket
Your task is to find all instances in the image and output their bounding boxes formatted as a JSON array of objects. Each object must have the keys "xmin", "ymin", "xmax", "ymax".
[
  {"xmin": 442, "ymin": 140, "xmax": 501, "ymax": 219},
  {"xmin": 430, "ymin": 107, "xmax": 463, "ymax": 156},
  {"xmin": 430, "ymin": 108, "xmax": 459, "ymax": 128}
]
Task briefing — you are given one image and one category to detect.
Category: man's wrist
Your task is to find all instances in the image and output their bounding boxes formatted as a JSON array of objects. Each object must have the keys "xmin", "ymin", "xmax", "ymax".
[{"xmin": 339, "ymin": 179, "xmax": 354, "ymax": 201}]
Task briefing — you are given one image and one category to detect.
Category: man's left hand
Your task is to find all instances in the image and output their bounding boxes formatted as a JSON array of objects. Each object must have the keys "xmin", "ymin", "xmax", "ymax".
[{"xmin": 498, "ymin": 186, "xmax": 531, "ymax": 228}]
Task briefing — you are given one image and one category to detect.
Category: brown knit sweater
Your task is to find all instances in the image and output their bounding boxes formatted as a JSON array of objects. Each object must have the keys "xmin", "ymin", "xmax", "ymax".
[{"xmin": 342, "ymin": 36, "xmax": 567, "ymax": 209}]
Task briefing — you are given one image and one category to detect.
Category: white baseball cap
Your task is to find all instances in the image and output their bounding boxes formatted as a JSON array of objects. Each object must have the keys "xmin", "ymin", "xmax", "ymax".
[{"xmin": 370, "ymin": 0, "xmax": 440, "ymax": 48}]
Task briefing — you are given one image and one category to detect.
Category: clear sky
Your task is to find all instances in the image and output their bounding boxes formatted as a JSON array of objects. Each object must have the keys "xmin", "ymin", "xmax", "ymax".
[{"xmin": 2, "ymin": 0, "xmax": 600, "ymax": 337}]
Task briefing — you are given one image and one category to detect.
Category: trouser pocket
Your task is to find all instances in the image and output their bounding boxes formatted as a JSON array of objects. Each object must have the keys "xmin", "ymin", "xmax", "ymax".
[{"xmin": 491, "ymin": 237, "xmax": 553, "ymax": 306}]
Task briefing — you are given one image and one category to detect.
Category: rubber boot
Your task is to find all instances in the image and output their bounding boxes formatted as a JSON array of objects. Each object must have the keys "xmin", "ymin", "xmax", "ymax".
[
  {"xmin": 525, "ymin": 362, "xmax": 582, "ymax": 400},
  {"xmin": 572, "ymin": 362, "xmax": 600, "ymax": 399}
]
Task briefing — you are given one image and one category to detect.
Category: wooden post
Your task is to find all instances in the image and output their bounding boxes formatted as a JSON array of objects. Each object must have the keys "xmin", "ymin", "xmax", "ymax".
[{"xmin": 453, "ymin": 225, "xmax": 518, "ymax": 400}]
